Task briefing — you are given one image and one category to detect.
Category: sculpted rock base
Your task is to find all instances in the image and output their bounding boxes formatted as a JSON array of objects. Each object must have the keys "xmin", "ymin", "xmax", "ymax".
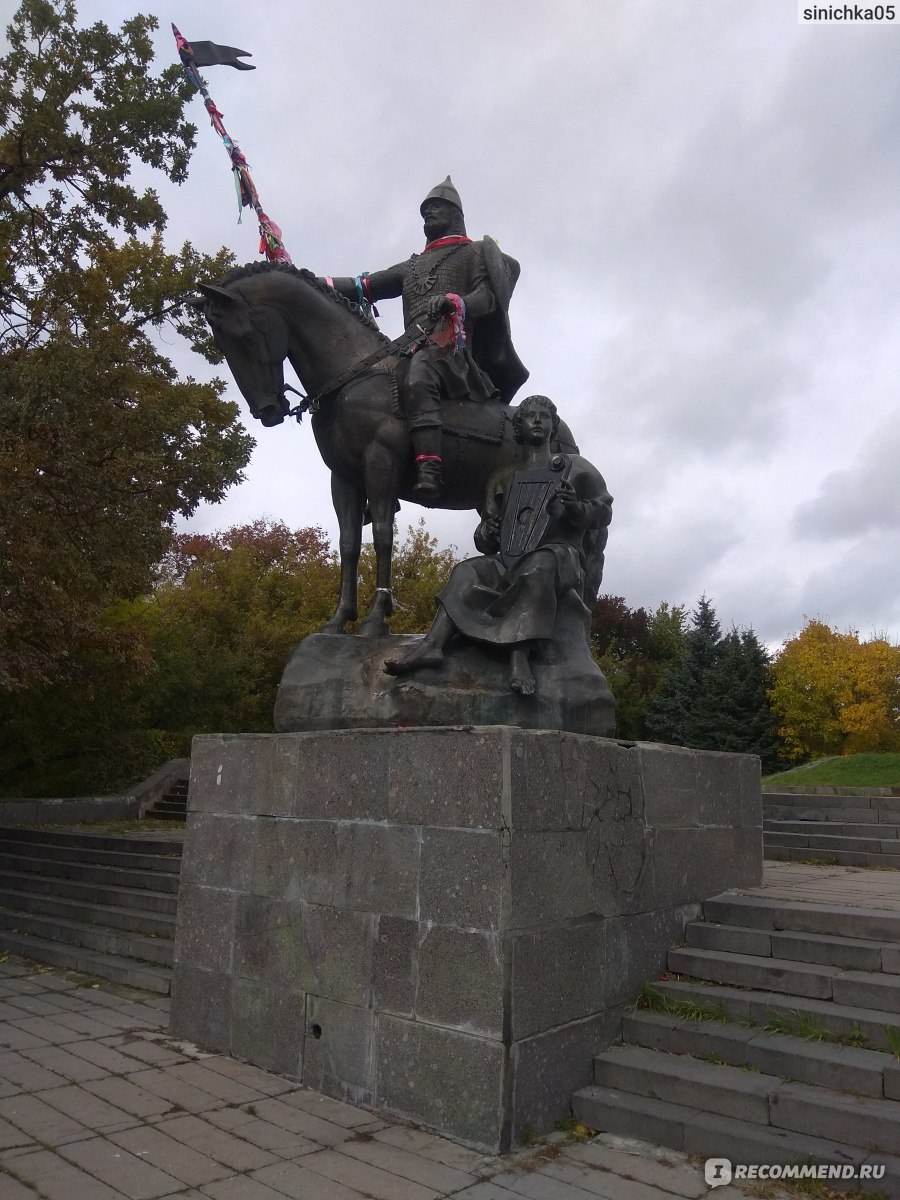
[{"xmin": 274, "ymin": 625, "xmax": 615, "ymax": 737}]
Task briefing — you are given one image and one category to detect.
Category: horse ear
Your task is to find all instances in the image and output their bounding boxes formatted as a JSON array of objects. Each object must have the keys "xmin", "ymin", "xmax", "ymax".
[{"xmin": 198, "ymin": 284, "xmax": 235, "ymax": 304}]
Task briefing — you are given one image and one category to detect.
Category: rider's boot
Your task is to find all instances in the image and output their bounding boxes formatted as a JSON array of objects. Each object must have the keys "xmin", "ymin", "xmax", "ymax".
[{"xmin": 411, "ymin": 427, "xmax": 443, "ymax": 496}]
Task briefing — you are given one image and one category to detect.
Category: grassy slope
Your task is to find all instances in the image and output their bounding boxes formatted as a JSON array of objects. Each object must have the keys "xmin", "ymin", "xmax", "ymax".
[{"xmin": 764, "ymin": 753, "xmax": 900, "ymax": 787}]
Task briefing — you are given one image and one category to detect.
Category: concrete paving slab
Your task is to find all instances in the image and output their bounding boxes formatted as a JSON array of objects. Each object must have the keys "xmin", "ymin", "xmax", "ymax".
[
  {"xmin": 251, "ymin": 1159, "xmax": 378, "ymax": 1199},
  {"xmin": 109, "ymin": 1122, "xmax": 234, "ymax": 1186},
  {"xmin": 58, "ymin": 1134, "xmax": 183, "ymax": 1198},
  {"xmin": 151, "ymin": 1112, "xmax": 279, "ymax": 1172},
  {"xmin": 299, "ymin": 1146, "xmax": 442, "ymax": 1200},
  {"xmin": 1, "ymin": 1146, "xmax": 123, "ymax": 1199},
  {"xmin": 203, "ymin": 1105, "xmax": 319, "ymax": 1156}
]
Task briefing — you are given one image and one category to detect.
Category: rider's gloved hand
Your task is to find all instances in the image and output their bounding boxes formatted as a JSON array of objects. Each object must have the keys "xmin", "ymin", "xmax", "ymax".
[{"xmin": 427, "ymin": 294, "xmax": 456, "ymax": 320}]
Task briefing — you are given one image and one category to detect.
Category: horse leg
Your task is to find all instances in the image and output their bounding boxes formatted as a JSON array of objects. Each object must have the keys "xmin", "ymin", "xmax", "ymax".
[
  {"xmin": 322, "ymin": 473, "xmax": 364, "ymax": 634},
  {"xmin": 357, "ymin": 448, "xmax": 398, "ymax": 638}
]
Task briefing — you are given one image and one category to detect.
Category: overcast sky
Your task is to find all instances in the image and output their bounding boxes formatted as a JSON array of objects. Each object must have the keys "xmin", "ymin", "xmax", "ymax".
[{"xmin": 11, "ymin": 0, "xmax": 900, "ymax": 647}]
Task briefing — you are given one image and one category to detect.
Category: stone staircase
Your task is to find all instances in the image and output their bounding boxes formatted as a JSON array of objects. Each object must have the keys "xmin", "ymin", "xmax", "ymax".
[
  {"xmin": 0, "ymin": 825, "xmax": 182, "ymax": 993},
  {"xmin": 573, "ymin": 892, "xmax": 900, "ymax": 1184},
  {"xmin": 764, "ymin": 789, "xmax": 900, "ymax": 868},
  {"xmin": 143, "ymin": 777, "xmax": 189, "ymax": 822}
]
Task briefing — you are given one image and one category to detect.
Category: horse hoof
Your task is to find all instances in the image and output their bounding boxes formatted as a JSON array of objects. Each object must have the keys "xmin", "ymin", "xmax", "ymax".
[{"xmin": 357, "ymin": 620, "xmax": 390, "ymax": 638}]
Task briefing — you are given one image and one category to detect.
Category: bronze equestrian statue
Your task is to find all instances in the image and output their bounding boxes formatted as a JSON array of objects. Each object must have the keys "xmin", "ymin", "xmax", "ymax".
[{"xmin": 192, "ymin": 179, "xmax": 610, "ymax": 639}]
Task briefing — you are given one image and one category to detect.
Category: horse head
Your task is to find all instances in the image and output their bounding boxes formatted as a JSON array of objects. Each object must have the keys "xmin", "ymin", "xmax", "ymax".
[{"xmin": 191, "ymin": 282, "xmax": 293, "ymax": 427}]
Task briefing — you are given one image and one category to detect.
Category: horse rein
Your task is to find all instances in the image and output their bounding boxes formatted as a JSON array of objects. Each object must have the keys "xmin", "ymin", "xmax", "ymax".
[{"xmin": 286, "ymin": 319, "xmax": 438, "ymax": 423}]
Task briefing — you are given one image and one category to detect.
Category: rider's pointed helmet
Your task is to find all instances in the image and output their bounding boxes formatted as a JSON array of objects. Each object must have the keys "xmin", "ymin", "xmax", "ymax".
[{"xmin": 420, "ymin": 175, "xmax": 463, "ymax": 217}]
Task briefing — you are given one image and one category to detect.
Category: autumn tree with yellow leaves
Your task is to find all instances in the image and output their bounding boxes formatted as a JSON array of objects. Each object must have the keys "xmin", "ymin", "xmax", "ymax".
[{"xmin": 769, "ymin": 621, "xmax": 900, "ymax": 761}]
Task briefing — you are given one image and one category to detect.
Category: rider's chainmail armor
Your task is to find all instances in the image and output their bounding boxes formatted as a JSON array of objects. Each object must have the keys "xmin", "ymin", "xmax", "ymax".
[{"xmin": 399, "ymin": 243, "xmax": 487, "ymax": 329}]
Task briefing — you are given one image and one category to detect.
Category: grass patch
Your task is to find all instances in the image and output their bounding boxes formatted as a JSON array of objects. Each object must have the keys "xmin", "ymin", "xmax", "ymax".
[
  {"xmin": 885, "ymin": 1025, "xmax": 900, "ymax": 1059},
  {"xmin": 637, "ymin": 982, "xmax": 732, "ymax": 1024},
  {"xmin": 762, "ymin": 1007, "xmax": 871, "ymax": 1049},
  {"xmin": 764, "ymin": 752, "xmax": 900, "ymax": 788},
  {"xmin": 640, "ymin": 986, "xmax": 884, "ymax": 1052},
  {"xmin": 57, "ymin": 818, "xmax": 183, "ymax": 835},
  {"xmin": 744, "ymin": 1178, "xmax": 889, "ymax": 1200}
]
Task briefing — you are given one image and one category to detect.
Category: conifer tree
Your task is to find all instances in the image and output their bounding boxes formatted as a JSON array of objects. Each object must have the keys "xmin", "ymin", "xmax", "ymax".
[
  {"xmin": 646, "ymin": 596, "xmax": 721, "ymax": 745},
  {"xmin": 645, "ymin": 598, "xmax": 781, "ymax": 766}
]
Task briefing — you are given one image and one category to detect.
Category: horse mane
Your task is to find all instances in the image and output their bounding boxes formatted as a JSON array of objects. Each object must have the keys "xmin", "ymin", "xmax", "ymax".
[{"xmin": 219, "ymin": 261, "xmax": 389, "ymax": 343}]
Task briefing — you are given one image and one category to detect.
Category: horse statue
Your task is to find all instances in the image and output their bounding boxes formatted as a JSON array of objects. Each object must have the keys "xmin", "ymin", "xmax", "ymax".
[{"xmin": 193, "ymin": 261, "xmax": 603, "ymax": 636}]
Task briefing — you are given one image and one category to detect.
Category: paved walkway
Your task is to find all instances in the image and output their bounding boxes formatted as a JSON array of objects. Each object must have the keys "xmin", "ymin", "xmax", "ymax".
[
  {"xmin": 0, "ymin": 965, "xmax": 774, "ymax": 1200},
  {"xmin": 4, "ymin": 859, "xmax": 890, "ymax": 1200},
  {"xmin": 745, "ymin": 861, "xmax": 900, "ymax": 909}
]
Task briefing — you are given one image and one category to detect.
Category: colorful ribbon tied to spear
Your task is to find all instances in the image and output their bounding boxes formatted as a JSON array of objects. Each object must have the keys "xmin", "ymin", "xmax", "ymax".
[{"xmin": 172, "ymin": 25, "xmax": 291, "ymax": 264}]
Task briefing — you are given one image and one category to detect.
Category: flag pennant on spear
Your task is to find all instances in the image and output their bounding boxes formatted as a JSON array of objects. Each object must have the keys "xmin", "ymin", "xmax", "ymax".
[{"xmin": 172, "ymin": 24, "xmax": 291, "ymax": 264}]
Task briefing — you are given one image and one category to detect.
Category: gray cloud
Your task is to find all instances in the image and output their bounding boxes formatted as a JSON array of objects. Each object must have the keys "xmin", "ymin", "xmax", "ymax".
[{"xmin": 793, "ymin": 413, "xmax": 900, "ymax": 539}]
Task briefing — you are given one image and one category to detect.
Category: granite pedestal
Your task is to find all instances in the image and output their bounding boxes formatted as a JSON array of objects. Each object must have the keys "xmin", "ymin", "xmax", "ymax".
[{"xmin": 171, "ymin": 726, "xmax": 762, "ymax": 1151}]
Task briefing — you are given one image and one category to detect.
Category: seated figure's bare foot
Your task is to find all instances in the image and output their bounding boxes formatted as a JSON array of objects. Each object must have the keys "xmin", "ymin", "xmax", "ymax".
[
  {"xmin": 509, "ymin": 649, "xmax": 536, "ymax": 696},
  {"xmin": 384, "ymin": 642, "xmax": 445, "ymax": 676}
]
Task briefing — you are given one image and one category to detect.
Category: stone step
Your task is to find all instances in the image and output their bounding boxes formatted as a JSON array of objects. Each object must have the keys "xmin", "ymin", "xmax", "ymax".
[
  {"xmin": 151, "ymin": 799, "xmax": 187, "ymax": 811},
  {"xmin": 0, "ymin": 905, "xmax": 173, "ymax": 966},
  {"xmin": 0, "ymin": 826, "xmax": 185, "ymax": 855},
  {"xmin": 591, "ymin": 1044, "xmax": 900, "ymax": 1156},
  {"xmin": 0, "ymin": 835, "xmax": 182, "ymax": 873},
  {"xmin": 703, "ymin": 893, "xmax": 900, "ymax": 943},
  {"xmin": 0, "ymin": 886, "xmax": 176, "ymax": 937},
  {"xmin": 592, "ymin": 1043, "xmax": 779, "ymax": 1124},
  {"xmin": 146, "ymin": 801, "xmax": 187, "ymax": 818},
  {"xmin": 652, "ymin": 979, "xmax": 900, "ymax": 1053},
  {"xmin": 0, "ymin": 929, "xmax": 171, "ymax": 994},
  {"xmin": 764, "ymin": 844, "xmax": 900, "ymax": 869},
  {"xmin": 765, "ymin": 831, "xmax": 900, "ymax": 854},
  {"xmin": 670, "ymin": 946, "xmax": 900, "ymax": 1009},
  {"xmin": 765, "ymin": 804, "xmax": 900, "ymax": 823},
  {"xmin": 763, "ymin": 792, "xmax": 900, "ymax": 811},
  {"xmin": 0, "ymin": 868, "xmax": 179, "ymax": 915},
  {"xmin": 0, "ymin": 851, "xmax": 180, "ymax": 893},
  {"xmin": 624, "ymin": 1010, "xmax": 896, "ymax": 1098},
  {"xmin": 572, "ymin": 1087, "xmax": 885, "ymax": 1184},
  {"xmin": 686, "ymin": 920, "xmax": 775, "ymax": 957},
  {"xmin": 687, "ymin": 921, "xmax": 900, "ymax": 974},
  {"xmin": 669, "ymin": 946, "xmax": 840, "ymax": 999},
  {"xmin": 145, "ymin": 809, "xmax": 187, "ymax": 823},
  {"xmin": 764, "ymin": 820, "xmax": 900, "ymax": 839},
  {"xmin": 763, "ymin": 833, "xmax": 900, "ymax": 869}
]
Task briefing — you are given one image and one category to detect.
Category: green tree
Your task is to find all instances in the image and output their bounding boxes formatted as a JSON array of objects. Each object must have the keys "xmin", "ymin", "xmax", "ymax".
[
  {"xmin": 644, "ymin": 597, "xmax": 781, "ymax": 764},
  {"xmin": 693, "ymin": 629, "xmax": 781, "ymax": 771},
  {"xmin": 590, "ymin": 596, "xmax": 688, "ymax": 739},
  {"xmin": 646, "ymin": 595, "xmax": 722, "ymax": 745},
  {"xmin": 134, "ymin": 522, "xmax": 341, "ymax": 737},
  {"xmin": 0, "ymin": 521, "xmax": 461, "ymax": 796},
  {"xmin": 0, "ymin": 0, "xmax": 251, "ymax": 691}
]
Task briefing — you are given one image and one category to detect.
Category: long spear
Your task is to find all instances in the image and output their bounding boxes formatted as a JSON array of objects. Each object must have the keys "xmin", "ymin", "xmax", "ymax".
[{"xmin": 171, "ymin": 25, "xmax": 291, "ymax": 264}]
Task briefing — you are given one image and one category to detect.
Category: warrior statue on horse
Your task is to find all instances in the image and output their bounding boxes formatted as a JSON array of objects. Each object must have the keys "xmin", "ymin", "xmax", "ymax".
[{"xmin": 194, "ymin": 176, "xmax": 613, "ymax": 710}]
